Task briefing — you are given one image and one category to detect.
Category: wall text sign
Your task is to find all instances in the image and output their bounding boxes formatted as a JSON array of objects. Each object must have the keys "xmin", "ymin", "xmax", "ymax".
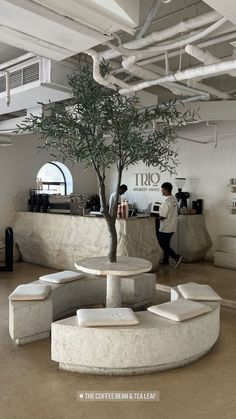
[{"xmin": 133, "ymin": 172, "xmax": 160, "ymax": 192}]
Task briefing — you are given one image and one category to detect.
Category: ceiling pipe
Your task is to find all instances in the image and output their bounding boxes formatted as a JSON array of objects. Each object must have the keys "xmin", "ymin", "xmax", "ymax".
[
  {"xmin": 100, "ymin": 11, "xmax": 222, "ymax": 60},
  {"xmin": 120, "ymin": 15, "xmax": 228, "ymax": 99},
  {"xmin": 121, "ymin": 55, "xmax": 210, "ymax": 98},
  {"xmin": 84, "ymin": 49, "xmax": 129, "ymax": 90},
  {"xmin": 120, "ymin": 56, "xmax": 230, "ymax": 98},
  {"xmin": 119, "ymin": 58, "xmax": 236, "ymax": 94},
  {"xmin": 185, "ymin": 43, "xmax": 236, "ymax": 78},
  {"xmin": 136, "ymin": 0, "xmax": 162, "ymax": 39},
  {"xmin": 112, "ymin": 30, "xmax": 236, "ymax": 73},
  {"xmin": 121, "ymin": 17, "xmax": 227, "ymax": 63},
  {"xmin": 103, "ymin": 51, "xmax": 231, "ymax": 99},
  {"xmin": 118, "ymin": 18, "xmax": 226, "ymax": 98}
]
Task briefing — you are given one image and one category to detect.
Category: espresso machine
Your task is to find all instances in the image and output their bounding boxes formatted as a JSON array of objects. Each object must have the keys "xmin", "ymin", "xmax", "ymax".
[{"xmin": 175, "ymin": 178, "xmax": 190, "ymax": 212}]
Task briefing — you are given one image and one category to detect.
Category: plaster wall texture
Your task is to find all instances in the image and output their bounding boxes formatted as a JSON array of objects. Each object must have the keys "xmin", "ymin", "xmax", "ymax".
[
  {"xmin": 106, "ymin": 120, "xmax": 236, "ymax": 259},
  {"xmin": 0, "ymin": 134, "xmax": 97, "ymax": 234}
]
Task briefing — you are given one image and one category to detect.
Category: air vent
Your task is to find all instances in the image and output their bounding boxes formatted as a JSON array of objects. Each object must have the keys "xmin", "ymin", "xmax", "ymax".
[
  {"xmin": 0, "ymin": 62, "xmax": 40, "ymax": 93},
  {"xmin": 23, "ymin": 63, "xmax": 39, "ymax": 85}
]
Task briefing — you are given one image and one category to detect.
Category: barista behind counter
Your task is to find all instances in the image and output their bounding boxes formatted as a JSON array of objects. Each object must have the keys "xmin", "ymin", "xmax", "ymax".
[{"xmin": 109, "ymin": 184, "xmax": 128, "ymax": 216}]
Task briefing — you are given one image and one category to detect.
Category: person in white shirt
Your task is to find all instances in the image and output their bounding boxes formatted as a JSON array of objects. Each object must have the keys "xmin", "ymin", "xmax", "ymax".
[
  {"xmin": 109, "ymin": 184, "xmax": 128, "ymax": 216},
  {"xmin": 158, "ymin": 182, "xmax": 182, "ymax": 268}
]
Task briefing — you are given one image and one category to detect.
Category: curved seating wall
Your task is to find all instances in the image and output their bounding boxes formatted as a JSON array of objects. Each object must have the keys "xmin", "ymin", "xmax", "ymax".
[
  {"xmin": 52, "ymin": 303, "xmax": 220, "ymax": 376},
  {"xmin": 9, "ymin": 273, "xmax": 156, "ymax": 345}
]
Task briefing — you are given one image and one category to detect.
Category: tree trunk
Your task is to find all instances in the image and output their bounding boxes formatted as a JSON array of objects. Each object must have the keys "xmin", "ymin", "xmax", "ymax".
[
  {"xmin": 98, "ymin": 178, "xmax": 117, "ymax": 263},
  {"xmin": 97, "ymin": 165, "xmax": 122, "ymax": 263},
  {"xmin": 106, "ymin": 216, "xmax": 117, "ymax": 263}
]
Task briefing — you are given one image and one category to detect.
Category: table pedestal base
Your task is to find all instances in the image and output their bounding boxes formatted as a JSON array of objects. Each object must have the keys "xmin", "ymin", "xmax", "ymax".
[{"xmin": 106, "ymin": 275, "xmax": 121, "ymax": 308}]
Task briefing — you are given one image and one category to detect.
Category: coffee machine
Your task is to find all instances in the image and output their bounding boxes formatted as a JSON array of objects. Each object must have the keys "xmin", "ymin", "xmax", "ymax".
[{"xmin": 175, "ymin": 178, "xmax": 190, "ymax": 211}]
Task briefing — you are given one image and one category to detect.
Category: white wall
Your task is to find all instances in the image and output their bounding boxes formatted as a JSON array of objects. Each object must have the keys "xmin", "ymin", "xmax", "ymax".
[
  {"xmin": 106, "ymin": 121, "xmax": 236, "ymax": 259},
  {"xmin": 0, "ymin": 133, "xmax": 98, "ymax": 234}
]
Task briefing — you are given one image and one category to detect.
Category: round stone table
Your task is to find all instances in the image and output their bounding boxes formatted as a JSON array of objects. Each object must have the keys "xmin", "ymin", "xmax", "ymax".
[{"xmin": 75, "ymin": 256, "xmax": 152, "ymax": 308}]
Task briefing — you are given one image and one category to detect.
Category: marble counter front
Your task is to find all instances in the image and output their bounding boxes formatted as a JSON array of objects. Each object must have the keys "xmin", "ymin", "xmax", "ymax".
[
  {"xmin": 174, "ymin": 215, "xmax": 212, "ymax": 262},
  {"xmin": 11, "ymin": 212, "xmax": 162, "ymax": 271}
]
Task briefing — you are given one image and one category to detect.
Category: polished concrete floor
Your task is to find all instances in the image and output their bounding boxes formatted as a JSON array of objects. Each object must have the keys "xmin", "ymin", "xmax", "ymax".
[{"xmin": 0, "ymin": 262, "xmax": 236, "ymax": 419}]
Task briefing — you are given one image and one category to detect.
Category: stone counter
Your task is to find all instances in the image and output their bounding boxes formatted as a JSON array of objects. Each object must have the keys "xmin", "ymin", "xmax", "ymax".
[
  {"xmin": 11, "ymin": 212, "xmax": 162, "ymax": 271},
  {"xmin": 174, "ymin": 215, "xmax": 212, "ymax": 262}
]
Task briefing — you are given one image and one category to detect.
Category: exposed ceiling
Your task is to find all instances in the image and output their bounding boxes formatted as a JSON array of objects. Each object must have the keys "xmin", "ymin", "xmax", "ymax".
[{"xmin": 0, "ymin": 0, "xmax": 236, "ymax": 109}]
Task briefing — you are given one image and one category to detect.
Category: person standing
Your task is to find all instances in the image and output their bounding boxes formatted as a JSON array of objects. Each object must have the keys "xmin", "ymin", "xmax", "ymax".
[
  {"xmin": 158, "ymin": 182, "xmax": 182, "ymax": 268},
  {"xmin": 109, "ymin": 184, "xmax": 128, "ymax": 216}
]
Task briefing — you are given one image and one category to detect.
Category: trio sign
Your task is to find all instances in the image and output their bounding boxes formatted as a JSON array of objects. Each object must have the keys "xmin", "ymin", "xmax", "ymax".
[{"xmin": 133, "ymin": 172, "xmax": 160, "ymax": 192}]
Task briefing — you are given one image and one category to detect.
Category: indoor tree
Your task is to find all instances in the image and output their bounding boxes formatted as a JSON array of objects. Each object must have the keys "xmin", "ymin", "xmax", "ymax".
[{"xmin": 19, "ymin": 64, "xmax": 197, "ymax": 263}]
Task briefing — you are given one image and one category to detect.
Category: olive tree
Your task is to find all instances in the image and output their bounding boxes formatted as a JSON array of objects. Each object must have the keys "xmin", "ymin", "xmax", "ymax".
[{"xmin": 19, "ymin": 64, "xmax": 197, "ymax": 262}]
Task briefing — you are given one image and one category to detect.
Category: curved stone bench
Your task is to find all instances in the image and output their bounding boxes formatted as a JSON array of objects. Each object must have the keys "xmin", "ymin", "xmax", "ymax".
[
  {"xmin": 51, "ymin": 301, "xmax": 220, "ymax": 376},
  {"xmin": 9, "ymin": 273, "xmax": 156, "ymax": 345}
]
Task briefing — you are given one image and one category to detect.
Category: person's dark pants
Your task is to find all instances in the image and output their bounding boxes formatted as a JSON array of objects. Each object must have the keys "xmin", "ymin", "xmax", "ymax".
[{"xmin": 158, "ymin": 232, "xmax": 178, "ymax": 264}]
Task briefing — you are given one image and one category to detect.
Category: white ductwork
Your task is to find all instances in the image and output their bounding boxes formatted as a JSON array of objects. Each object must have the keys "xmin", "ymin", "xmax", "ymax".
[
  {"xmin": 136, "ymin": 0, "xmax": 162, "ymax": 39},
  {"xmin": 121, "ymin": 55, "xmax": 210, "ymax": 97},
  {"xmin": 120, "ymin": 17, "xmax": 227, "ymax": 65},
  {"xmin": 91, "ymin": 11, "xmax": 228, "ymax": 101},
  {"xmin": 119, "ymin": 59, "xmax": 236, "ymax": 95},
  {"xmin": 185, "ymin": 43, "xmax": 236, "ymax": 77},
  {"xmin": 117, "ymin": 30, "xmax": 236, "ymax": 71},
  {"xmin": 100, "ymin": 11, "xmax": 222, "ymax": 60},
  {"xmin": 119, "ymin": 15, "xmax": 229, "ymax": 99},
  {"xmin": 84, "ymin": 49, "xmax": 129, "ymax": 90}
]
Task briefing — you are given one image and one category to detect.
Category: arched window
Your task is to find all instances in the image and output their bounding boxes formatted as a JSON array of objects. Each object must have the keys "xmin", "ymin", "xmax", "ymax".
[{"xmin": 37, "ymin": 161, "xmax": 73, "ymax": 195}]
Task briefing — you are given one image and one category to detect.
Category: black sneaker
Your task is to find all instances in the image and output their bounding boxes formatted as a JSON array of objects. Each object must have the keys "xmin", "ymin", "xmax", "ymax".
[
  {"xmin": 160, "ymin": 261, "xmax": 169, "ymax": 266},
  {"xmin": 175, "ymin": 255, "xmax": 183, "ymax": 269}
]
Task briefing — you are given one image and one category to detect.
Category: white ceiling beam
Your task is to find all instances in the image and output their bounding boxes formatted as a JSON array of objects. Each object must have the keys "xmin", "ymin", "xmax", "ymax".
[
  {"xmin": 0, "ymin": 26, "xmax": 74, "ymax": 61},
  {"xmin": 203, "ymin": 0, "xmax": 236, "ymax": 26},
  {"xmin": 33, "ymin": 0, "xmax": 140, "ymax": 34},
  {"xmin": 0, "ymin": 0, "xmax": 111, "ymax": 60}
]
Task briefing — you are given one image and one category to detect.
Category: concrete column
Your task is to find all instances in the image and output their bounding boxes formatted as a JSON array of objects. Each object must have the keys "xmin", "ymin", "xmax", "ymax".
[{"xmin": 106, "ymin": 275, "xmax": 121, "ymax": 307}]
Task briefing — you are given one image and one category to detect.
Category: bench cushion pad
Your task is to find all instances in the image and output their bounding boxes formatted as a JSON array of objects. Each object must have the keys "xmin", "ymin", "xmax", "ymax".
[
  {"xmin": 177, "ymin": 282, "xmax": 222, "ymax": 301},
  {"xmin": 39, "ymin": 270, "xmax": 86, "ymax": 284},
  {"xmin": 9, "ymin": 284, "xmax": 50, "ymax": 301},
  {"xmin": 147, "ymin": 299, "xmax": 212, "ymax": 322},
  {"xmin": 77, "ymin": 308, "xmax": 139, "ymax": 327}
]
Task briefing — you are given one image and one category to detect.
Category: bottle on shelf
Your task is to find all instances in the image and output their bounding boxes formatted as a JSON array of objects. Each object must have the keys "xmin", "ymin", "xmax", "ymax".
[
  {"xmin": 120, "ymin": 200, "xmax": 128, "ymax": 219},
  {"xmin": 117, "ymin": 204, "xmax": 121, "ymax": 219}
]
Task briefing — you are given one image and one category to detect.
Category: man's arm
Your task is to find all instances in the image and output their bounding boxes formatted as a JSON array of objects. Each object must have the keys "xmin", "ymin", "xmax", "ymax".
[{"xmin": 159, "ymin": 201, "xmax": 169, "ymax": 220}]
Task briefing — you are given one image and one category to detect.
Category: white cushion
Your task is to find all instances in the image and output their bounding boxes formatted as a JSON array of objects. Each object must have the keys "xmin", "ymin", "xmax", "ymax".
[
  {"xmin": 8, "ymin": 284, "xmax": 50, "ymax": 301},
  {"xmin": 77, "ymin": 308, "xmax": 139, "ymax": 327},
  {"xmin": 39, "ymin": 270, "xmax": 86, "ymax": 284},
  {"xmin": 147, "ymin": 299, "xmax": 212, "ymax": 322},
  {"xmin": 177, "ymin": 282, "xmax": 222, "ymax": 301}
]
